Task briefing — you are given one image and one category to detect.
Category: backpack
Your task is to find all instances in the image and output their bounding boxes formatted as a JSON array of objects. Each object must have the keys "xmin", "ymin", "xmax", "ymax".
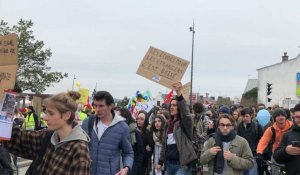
[
  {"xmin": 253, "ymin": 120, "xmax": 259, "ymax": 135},
  {"xmin": 194, "ymin": 114, "xmax": 206, "ymax": 134},
  {"xmin": 263, "ymin": 126, "xmax": 276, "ymax": 160},
  {"xmin": 27, "ymin": 131, "xmax": 53, "ymax": 175},
  {"xmin": 264, "ymin": 125, "xmax": 292, "ymax": 154},
  {"xmin": 181, "ymin": 117, "xmax": 204, "ymax": 156},
  {"xmin": 87, "ymin": 115, "xmax": 97, "ymax": 139}
]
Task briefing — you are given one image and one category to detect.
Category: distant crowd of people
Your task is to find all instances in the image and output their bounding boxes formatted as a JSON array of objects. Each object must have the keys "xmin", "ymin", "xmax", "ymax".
[{"xmin": 1, "ymin": 81, "xmax": 300, "ymax": 175}]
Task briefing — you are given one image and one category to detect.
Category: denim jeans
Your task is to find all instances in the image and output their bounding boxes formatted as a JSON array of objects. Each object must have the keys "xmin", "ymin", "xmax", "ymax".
[
  {"xmin": 243, "ymin": 158, "xmax": 257, "ymax": 175},
  {"xmin": 166, "ymin": 160, "xmax": 192, "ymax": 175}
]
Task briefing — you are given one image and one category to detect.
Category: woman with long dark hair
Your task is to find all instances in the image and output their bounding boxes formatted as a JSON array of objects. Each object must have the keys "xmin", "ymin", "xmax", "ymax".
[
  {"xmin": 157, "ymin": 81, "xmax": 197, "ymax": 175},
  {"xmin": 115, "ymin": 107, "xmax": 144, "ymax": 175},
  {"xmin": 150, "ymin": 114, "xmax": 167, "ymax": 175},
  {"xmin": 136, "ymin": 110, "xmax": 154, "ymax": 175}
]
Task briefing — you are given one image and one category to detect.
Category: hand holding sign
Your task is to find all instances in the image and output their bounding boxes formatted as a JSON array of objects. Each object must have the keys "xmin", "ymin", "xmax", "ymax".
[
  {"xmin": 0, "ymin": 34, "xmax": 18, "ymax": 140},
  {"xmin": 0, "ymin": 91, "xmax": 17, "ymax": 140},
  {"xmin": 171, "ymin": 81, "xmax": 183, "ymax": 97}
]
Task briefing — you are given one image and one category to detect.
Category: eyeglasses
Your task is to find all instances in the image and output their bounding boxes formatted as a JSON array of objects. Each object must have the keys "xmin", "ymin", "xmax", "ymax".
[{"xmin": 219, "ymin": 123, "xmax": 233, "ymax": 128}]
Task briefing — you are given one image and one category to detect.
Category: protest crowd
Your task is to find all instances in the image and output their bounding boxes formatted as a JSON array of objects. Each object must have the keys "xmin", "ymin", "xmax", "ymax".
[{"xmin": 0, "ymin": 80, "xmax": 300, "ymax": 175}]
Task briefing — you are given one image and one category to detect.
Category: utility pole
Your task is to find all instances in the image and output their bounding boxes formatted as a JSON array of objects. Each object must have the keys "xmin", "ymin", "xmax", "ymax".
[
  {"xmin": 189, "ymin": 20, "xmax": 195, "ymax": 105},
  {"xmin": 72, "ymin": 74, "xmax": 76, "ymax": 91}
]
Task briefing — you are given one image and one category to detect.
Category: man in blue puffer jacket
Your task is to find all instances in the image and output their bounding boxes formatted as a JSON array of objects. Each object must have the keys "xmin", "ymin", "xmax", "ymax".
[{"xmin": 82, "ymin": 91, "xmax": 133, "ymax": 175}]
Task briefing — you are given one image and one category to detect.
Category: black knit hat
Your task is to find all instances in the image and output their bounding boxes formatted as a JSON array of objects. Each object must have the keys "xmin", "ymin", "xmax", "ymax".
[
  {"xmin": 272, "ymin": 108, "xmax": 287, "ymax": 120},
  {"xmin": 27, "ymin": 106, "xmax": 35, "ymax": 113},
  {"xmin": 219, "ymin": 106, "xmax": 231, "ymax": 115}
]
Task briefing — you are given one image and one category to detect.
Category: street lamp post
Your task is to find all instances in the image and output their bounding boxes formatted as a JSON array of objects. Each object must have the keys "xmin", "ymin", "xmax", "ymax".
[
  {"xmin": 72, "ymin": 74, "xmax": 76, "ymax": 91},
  {"xmin": 189, "ymin": 21, "xmax": 195, "ymax": 105}
]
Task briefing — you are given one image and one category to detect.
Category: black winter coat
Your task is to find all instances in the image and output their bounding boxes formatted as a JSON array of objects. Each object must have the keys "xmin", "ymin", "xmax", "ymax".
[
  {"xmin": 237, "ymin": 121, "xmax": 263, "ymax": 155},
  {"xmin": 130, "ymin": 130, "xmax": 145, "ymax": 175},
  {"xmin": 0, "ymin": 145, "xmax": 13, "ymax": 175},
  {"xmin": 273, "ymin": 124, "xmax": 300, "ymax": 175}
]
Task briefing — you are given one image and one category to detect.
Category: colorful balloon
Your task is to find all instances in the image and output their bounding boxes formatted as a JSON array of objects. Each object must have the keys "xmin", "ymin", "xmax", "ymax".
[{"xmin": 256, "ymin": 109, "xmax": 271, "ymax": 127}]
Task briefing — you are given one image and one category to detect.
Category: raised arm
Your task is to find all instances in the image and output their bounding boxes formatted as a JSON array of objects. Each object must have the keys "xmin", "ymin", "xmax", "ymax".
[{"xmin": 4, "ymin": 127, "xmax": 47, "ymax": 160}]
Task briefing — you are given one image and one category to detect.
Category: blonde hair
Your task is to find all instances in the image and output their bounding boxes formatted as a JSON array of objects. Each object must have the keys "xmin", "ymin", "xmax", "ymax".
[{"xmin": 45, "ymin": 91, "xmax": 80, "ymax": 124}]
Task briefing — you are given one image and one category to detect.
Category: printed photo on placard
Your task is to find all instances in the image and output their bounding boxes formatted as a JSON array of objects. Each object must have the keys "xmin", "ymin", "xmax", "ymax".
[{"xmin": 0, "ymin": 91, "xmax": 16, "ymax": 122}]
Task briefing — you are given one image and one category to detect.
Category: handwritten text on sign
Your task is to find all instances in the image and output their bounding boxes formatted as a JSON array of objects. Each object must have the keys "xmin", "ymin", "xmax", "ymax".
[
  {"xmin": 137, "ymin": 46, "xmax": 189, "ymax": 89},
  {"xmin": 0, "ymin": 65, "xmax": 17, "ymax": 89},
  {"xmin": 0, "ymin": 34, "xmax": 18, "ymax": 65},
  {"xmin": 0, "ymin": 72, "xmax": 12, "ymax": 83}
]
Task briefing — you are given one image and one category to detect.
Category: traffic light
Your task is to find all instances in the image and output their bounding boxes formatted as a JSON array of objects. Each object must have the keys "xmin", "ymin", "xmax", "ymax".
[
  {"xmin": 266, "ymin": 83, "xmax": 272, "ymax": 102},
  {"xmin": 267, "ymin": 83, "xmax": 272, "ymax": 96},
  {"xmin": 268, "ymin": 98, "xmax": 272, "ymax": 102}
]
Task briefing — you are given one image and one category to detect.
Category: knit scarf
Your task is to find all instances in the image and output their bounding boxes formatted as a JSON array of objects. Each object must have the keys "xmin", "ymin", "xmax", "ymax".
[
  {"xmin": 213, "ymin": 129, "xmax": 237, "ymax": 174},
  {"xmin": 153, "ymin": 131, "xmax": 162, "ymax": 146},
  {"xmin": 129, "ymin": 123, "xmax": 138, "ymax": 145},
  {"xmin": 168, "ymin": 119, "xmax": 175, "ymax": 134}
]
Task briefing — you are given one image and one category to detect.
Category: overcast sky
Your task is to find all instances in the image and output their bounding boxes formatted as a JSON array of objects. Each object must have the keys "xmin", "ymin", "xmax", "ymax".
[{"xmin": 1, "ymin": 0, "xmax": 300, "ymax": 99}]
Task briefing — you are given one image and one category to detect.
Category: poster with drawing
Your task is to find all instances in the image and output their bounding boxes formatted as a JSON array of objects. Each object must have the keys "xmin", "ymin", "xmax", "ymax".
[{"xmin": 0, "ymin": 91, "xmax": 16, "ymax": 140}]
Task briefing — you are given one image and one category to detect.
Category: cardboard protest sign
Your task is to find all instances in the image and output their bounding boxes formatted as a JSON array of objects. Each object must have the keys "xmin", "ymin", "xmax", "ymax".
[
  {"xmin": 0, "ymin": 91, "xmax": 17, "ymax": 140},
  {"xmin": 0, "ymin": 34, "xmax": 18, "ymax": 65},
  {"xmin": 136, "ymin": 46, "xmax": 190, "ymax": 89},
  {"xmin": 182, "ymin": 82, "xmax": 191, "ymax": 104},
  {"xmin": 0, "ymin": 34, "xmax": 18, "ymax": 102},
  {"xmin": 0, "ymin": 65, "xmax": 18, "ymax": 101},
  {"xmin": 33, "ymin": 96, "xmax": 42, "ymax": 117},
  {"xmin": 78, "ymin": 88, "xmax": 89, "ymax": 104}
]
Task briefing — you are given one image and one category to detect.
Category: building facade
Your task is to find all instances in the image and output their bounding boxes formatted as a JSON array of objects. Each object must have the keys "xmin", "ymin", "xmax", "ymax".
[{"xmin": 257, "ymin": 52, "xmax": 300, "ymax": 108}]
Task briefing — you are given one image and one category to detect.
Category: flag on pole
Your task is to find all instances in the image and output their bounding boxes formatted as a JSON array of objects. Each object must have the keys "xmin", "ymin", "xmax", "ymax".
[
  {"xmin": 78, "ymin": 88, "xmax": 89, "ymax": 104},
  {"xmin": 163, "ymin": 90, "xmax": 173, "ymax": 104},
  {"xmin": 127, "ymin": 90, "xmax": 155, "ymax": 118},
  {"xmin": 91, "ymin": 88, "xmax": 97, "ymax": 100},
  {"xmin": 85, "ymin": 96, "xmax": 92, "ymax": 109},
  {"xmin": 91, "ymin": 83, "xmax": 97, "ymax": 102}
]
